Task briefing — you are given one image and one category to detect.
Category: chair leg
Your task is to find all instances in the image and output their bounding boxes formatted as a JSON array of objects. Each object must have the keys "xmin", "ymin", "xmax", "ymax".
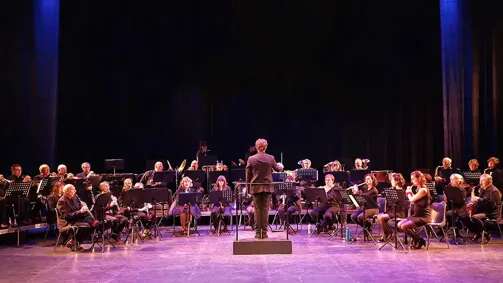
[{"xmin": 441, "ymin": 227, "xmax": 449, "ymax": 248}]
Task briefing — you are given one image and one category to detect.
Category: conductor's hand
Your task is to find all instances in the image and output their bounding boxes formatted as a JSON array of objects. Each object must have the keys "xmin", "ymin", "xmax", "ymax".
[{"xmin": 276, "ymin": 163, "xmax": 284, "ymax": 172}]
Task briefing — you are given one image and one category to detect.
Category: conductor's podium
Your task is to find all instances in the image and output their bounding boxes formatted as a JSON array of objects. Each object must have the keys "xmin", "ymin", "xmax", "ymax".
[{"xmin": 233, "ymin": 238, "xmax": 292, "ymax": 255}]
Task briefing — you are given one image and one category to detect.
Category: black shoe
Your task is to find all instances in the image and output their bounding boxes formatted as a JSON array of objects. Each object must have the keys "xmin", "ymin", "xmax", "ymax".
[{"xmin": 411, "ymin": 238, "xmax": 426, "ymax": 249}]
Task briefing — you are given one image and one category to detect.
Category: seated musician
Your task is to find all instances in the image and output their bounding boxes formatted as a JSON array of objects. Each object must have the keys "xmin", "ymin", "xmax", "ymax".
[
  {"xmin": 57, "ymin": 164, "xmax": 73, "ymax": 180},
  {"xmin": 277, "ymin": 181, "xmax": 302, "ymax": 232},
  {"xmin": 310, "ymin": 174, "xmax": 342, "ymax": 232},
  {"xmin": 444, "ymin": 173, "xmax": 467, "ymax": 228},
  {"xmin": 354, "ymin": 158, "xmax": 364, "ymax": 170},
  {"xmin": 33, "ymin": 164, "xmax": 57, "ymax": 182},
  {"xmin": 215, "ymin": 161, "xmax": 227, "ymax": 172},
  {"xmin": 171, "ymin": 177, "xmax": 203, "ymax": 233},
  {"xmin": 0, "ymin": 176, "xmax": 9, "ymax": 228},
  {"xmin": 299, "ymin": 159, "xmax": 312, "ymax": 169},
  {"xmin": 122, "ymin": 178, "xmax": 133, "ymax": 192},
  {"xmin": 57, "ymin": 184, "xmax": 98, "ymax": 248},
  {"xmin": 350, "ymin": 173, "xmax": 379, "ymax": 232},
  {"xmin": 466, "ymin": 174, "xmax": 502, "ymax": 241},
  {"xmin": 188, "ymin": 160, "xmax": 199, "ymax": 171},
  {"xmin": 96, "ymin": 181, "xmax": 128, "ymax": 241},
  {"xmin": 47, "ymin": 181, "xmax": 64, "ymax": 225},
  {"xmin": 140, "ymin": 161, "xmax": 164, "ymax": 187},
  {"xmin": 7, "ymin": 163, "xmax": 31, "ymax": 183},
  {"xmin": 376, "ymin": 173, "xmax": 407, "ymax": 241},
  {"xmin": 324, "ymin": 160, "xmax": 343, "ymax": 172},
  {"xmin": 434, "ymin": 157, "xmax": 457, "ymax": 196},
  {"xmin": 398, "ymin": 171, "xmax": 431, "ymax": 249},
  {"xmin": 76, "ymin": 162, "xmax": 94, "ymax": 178},
  {"xmin": 485, "ymin": 157, "xmax": 503, "ymax": 193},
  {"xmin": 210, "ymin": 175, "xmax": 232, "ymax": 232},
  {"xmin": 467, "ymin": 159, "xmax": 481, "ymax": 173}
]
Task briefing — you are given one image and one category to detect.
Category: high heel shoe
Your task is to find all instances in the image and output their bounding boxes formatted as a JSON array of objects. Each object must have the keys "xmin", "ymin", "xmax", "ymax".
[{"xmin": 411, "ymin": 238, "xmax": 426, "ymax": 249}]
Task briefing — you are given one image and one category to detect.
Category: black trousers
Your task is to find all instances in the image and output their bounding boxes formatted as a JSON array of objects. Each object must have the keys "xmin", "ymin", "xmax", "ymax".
[{"xmin": 253, "ymin": 192, "xmax": 271, "ymax": 236}]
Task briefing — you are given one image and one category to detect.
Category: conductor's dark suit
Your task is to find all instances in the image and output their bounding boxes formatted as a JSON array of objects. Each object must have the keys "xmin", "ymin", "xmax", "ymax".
[{"xmin": 246, "ymin": 152, "xmax": 282, "ymax": 237}]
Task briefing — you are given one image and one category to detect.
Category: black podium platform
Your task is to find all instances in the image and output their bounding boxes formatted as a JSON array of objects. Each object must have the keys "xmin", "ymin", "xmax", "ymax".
[{"xmin": 233, "ymin": 238, "xmax": 292, "ymax": 255}]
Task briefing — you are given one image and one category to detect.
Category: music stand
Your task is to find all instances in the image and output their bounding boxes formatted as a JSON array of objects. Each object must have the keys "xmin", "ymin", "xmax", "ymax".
[
  {"xmin": 328, "ymin": 189, "xmax": 353, "ymax": 239},
  {"xmin": 296, "ymin": 169, "xmax": 319, "ymax": 183},
  {"xmin": 5, "ymin": 182, "xmax": 32, "ymax": 227},
  {"xmin": 463, "ymin": 171, "xmax": 481, "ymax": 186},
  {"xmin": 350, "ymin": 169, "xmax": 370, "ymax": 184},
  {"xmin": 230, "ymin": 169, "xmax": 246, "ymax": 183},
  {"xmin": 273, "ymin": 172, "xmax": 288, "ymax": 182},
  {"xmin": 153, "ymin": 171, "xmax": 176, "ymax": 185},
  {"xmin": 301, "ymin": 188, "xmax": 326, "ymax": 230},
  {"xmin": 37, "ymin": 177, "xmax": 59, "ymax": 196},
  {"xmin": 177, "ymin": 192, "xmax": 202, "ymax": 236},
  {"xmin": 379, "ymin": 188, "xmax": 406, "ymax": 250},
  {"xmin": 329, "ymin": 171, "xmax": 350, "ymax": 186},
  {"xmin": 444, "ymin": 186, "xmax": 465, "ymax": 244},
  {"xmin": 93, "ymin": 192, "xmax": 112, "ymax": 221},
  {"xmin": 272, "ymin": 183, "xmax": 298, "ymax": 234},
  {"xmin": 199, "ymin": 155, "xmax": 218, "ymax": 167},
  {"xmin": 104, "ymin": 159, "xmax": 125, "ymax": 174}
]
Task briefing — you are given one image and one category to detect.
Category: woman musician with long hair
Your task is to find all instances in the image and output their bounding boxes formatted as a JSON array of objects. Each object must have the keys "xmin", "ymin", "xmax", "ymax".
[
  {"xmin": 210, "ymin": 175, "xmax": 233, "ymax": 232},
  {"xmin": 376, "ymin": 173, "xmax": 407, "ymax": 242},
  {"xmin": 397, "ymin": 171, "xmax": 431, "ymax": 249},
  {"xmin": 170, "ymin": 176, "xmax": 203, "ymax": 234}
]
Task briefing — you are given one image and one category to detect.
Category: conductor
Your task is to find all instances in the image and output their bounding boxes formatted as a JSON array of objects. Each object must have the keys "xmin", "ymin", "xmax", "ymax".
[{"xmin": 246, "ymin": 138, "xmax": 284, "ymax": 239}]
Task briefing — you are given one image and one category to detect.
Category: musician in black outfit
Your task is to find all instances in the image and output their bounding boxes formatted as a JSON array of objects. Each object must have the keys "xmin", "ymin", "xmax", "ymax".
[
  {"xmin": 466, "ymin": 174, "xmax": 502, "ymax": 242},
  {"xmin": 210, "ymin": 175, "xmax": 232, "ymax": 232},
  {"xmin": 309, "ymin": 174, "xmax": 342, "ymax": 232},
  {"xmin": 376, "ymin": 173, "xmax": 408, "ymax": 241},
  {"xmin": 350, "ymin": 174, "xmax": 379, "ymax": 231},
  {"xmin": 7, "ymin": 163, "xmax": 31, "ymax": 183},
  {"xmin": 140, "ymin": 161, "xmax": 164, "ymax": 187},
  {"xmin": 434, "ymin": 157, "xmax": 458, "ymax": 196},
  {"xmin": 95, "ymin": 181, "xmax": 128, "ymax": 240},
  {"xmin": 444, "ymin": 173, "xmax": 468, "ymax": 229},
  {"xmin": 485, "ymin": 157, "xmax": 503, "ymax": 193},
  {"xmin": 6, "ymin": 164, "xmax": 31, "ymax": 225}
]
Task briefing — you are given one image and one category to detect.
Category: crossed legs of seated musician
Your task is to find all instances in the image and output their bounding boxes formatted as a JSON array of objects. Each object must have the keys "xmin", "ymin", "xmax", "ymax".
[
  {"xmin": 397, "ymin": 218, "xmax": 427, "ymax": 249},
  {"xmin": 351, "ymin": 208, "xmax": 378, "ymax": 232}
]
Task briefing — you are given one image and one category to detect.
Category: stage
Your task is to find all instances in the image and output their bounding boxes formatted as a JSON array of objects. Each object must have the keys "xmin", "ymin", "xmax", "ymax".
[{"xmin": 1, "ymin": 225, "xmax": 502, "ymax": 283}]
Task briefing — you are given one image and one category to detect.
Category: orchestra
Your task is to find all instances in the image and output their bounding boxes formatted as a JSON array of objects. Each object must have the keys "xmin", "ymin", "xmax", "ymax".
[{"xmin": 1, "ymin": 150, "xmax": 502, "ymax": 252}]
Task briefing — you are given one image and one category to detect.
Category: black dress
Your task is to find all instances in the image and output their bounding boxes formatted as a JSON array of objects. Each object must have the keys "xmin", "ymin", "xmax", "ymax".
[{"xmin": 408, "ymin": 188, "xmax": 431, "ymax": 226}]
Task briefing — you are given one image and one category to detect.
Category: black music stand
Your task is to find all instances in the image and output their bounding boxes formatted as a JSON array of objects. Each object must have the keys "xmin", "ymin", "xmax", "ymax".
[
  {"xmin": 153, "ymin": 171, "xmax": 176, "ymax": 187},
  {"xmin": 271, "ymin": 183, "xmax": 298, "ymax": 235},
  {"xmin": 178, "ymin": 192, "xmax": 202, "ymax": 236},
  {"xmin": 230, "ymin": 169, "xmax": 246, "ymax": 183},
  {"xmin": 104, "ymin": 159, "xmax": 125, "ymax": 174},
  {"xmin": 4, "ymin": 182, "xmax": 31, "ymax": 230},
  {"xmin": 350, "ymin": 169, "xmax": 370, "ymax": 184},
  {"xmin": 328, "ymin": 189, "xmax": 353, "ymax": 239},
  {"xmin": 209, "ymin": 190, "xmax": 233, "ymax": 235},
  {"xmin": 37, "ymin": 177, "xmax": 59, "ymax": 196},
  {"xmin": 444, "ymin": 186, "xmax": 465, "ymax": 244},
  {"xmin": 301, "ymin": 188, "xmax": 327, "ymax": 231},
  {"xmin": 463, "ymin": 171, "xmax": 481, "ymax": 186},
  {"xmin": 296, "ymin": 169, "xmax": 319, "ymax": 183},
  {"xmin": 349, "ymin": 193, "xmax": 376, "ymax": 243},
  {"xmin": 379, "ymin": 188, "xmax": 406, "ymax": 250},
  {"xmin": 273, "ymin": 172, "xmax": 288, "ymax": 182},
  {"xmin": 199, "ymin": 155, "xmax": 218, "ymax": 167},
  {"xmin": 330, "ymin": 171, "xmax": 350, "ymax": 187}
]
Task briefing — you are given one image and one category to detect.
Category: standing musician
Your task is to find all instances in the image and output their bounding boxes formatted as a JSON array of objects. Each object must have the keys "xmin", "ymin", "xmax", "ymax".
[
  {"xmin": 246, "ymin": 138, "xmax": 284, "ymax": 239},
  {"xmin": 484, "ymin": 157, "xmax": 503, "ymax": 193},
  {"xmin": 210, "ymin": 175, "xmax": 232, "ymax": 232},
  {"xmin": 171, "ymin": 176, "xmax": 203, "ymax": 233},
  {"xmin": 196, "ymin": 140, "xmax": 209, "ymax": 162},
  {"xmin": 466, "ymin": 174, "xmax": 502, "ymax": 241},
  {"xmin": 376, "ymin": 173, "xmax": 407, "ymax": 242},
  {"xmin": 350, "ymin": 173, "xmax": 379, "ymax": 232},
  {"xmin": 398, "ymin": 171, "xmax": 431, "ymax": 249},
  {"xmin": 434, "ymin": 157, "xmax": 458, "ymax": 196},
  {"xmin": 310, "ymin": 174, "xmax": 342, "ymax": 232},
  {"xmin": 95, "ymin": 181, "xmax": 128, "ymax": 241},
  {"xmin": 75, "ymin": 162, "xmax": 96, "ymax": 207},
  {"xmin": 140, "ymin": 161, "xmax": 164, "ymax": 187}
]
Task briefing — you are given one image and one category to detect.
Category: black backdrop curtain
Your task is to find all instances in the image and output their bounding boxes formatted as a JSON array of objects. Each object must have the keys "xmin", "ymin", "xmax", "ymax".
[
  {"xmin": 2, "ymin": 1, "xmax": 444, "ymax": 174},
  {"xmin": 440, "ymin": 0, "xmax": 503, "ymax": 167}
]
